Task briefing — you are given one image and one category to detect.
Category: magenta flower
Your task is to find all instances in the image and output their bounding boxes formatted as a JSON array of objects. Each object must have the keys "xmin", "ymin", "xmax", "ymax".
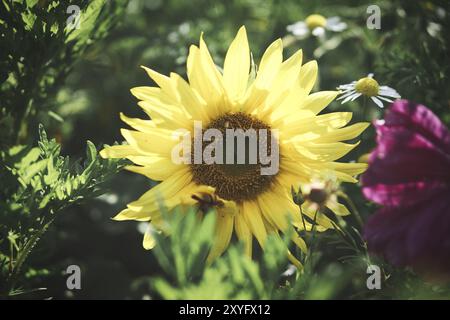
[{"xmin": 362, "ymin": 100, "xmax": 450, "ymax": 276}]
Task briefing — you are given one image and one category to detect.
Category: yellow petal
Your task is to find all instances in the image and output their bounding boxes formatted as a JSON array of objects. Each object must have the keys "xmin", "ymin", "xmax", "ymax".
[
  {"xmin": 315, "ymin": 112, "xmax": 353, "ymax": 129},
  {"xmin": 254, "ymin": 38, "xmax": 283, "ymax": 89},
  {"xmin": 298, "ymin": 60, "xmax": 318, "ymax": 95},
  {"xmin": 241, "ymin": 40, "xmax": 284, "ymax": 114},
  {"xmin": 141, "ymin": 66, "xmax": 180, "ymax": 101},
  {"xmin": 281, "ymin": 112, "xmax": 353, "ymax": 138},
  {"xmin": 300, "ymin": 205, "xmax": 334, "ymax": 229},
  {"xmin": 234, "ymin": 210, "xmax": 253, "ymax": 257},
  {"xmin": 186, "ymin": 46, "xmax": 222, "ymax": 117},
  {"xmin": 294, "ymin": 141, "xmax": 361, "ymax": 162},
  {"xmin": 100, "ymin": 144, "xmax": 140, "ymax": 159},
  {"xmin": 223, "ymin": 26, "xmax": 250, "ymax": 100},
  {"xmin": 169, "ymin": 73, "xmax": 209, "ymax": 122},
  {"xmin": 143, "ymin": 225, "xmax": 157, "ymax": 250},
  {"xmin": 287, "ymin": 250, "xmax": 303, "ymax": 269},
  {"xmin": 329, "ymin": 162, "xmax": 368, "ymax": 175},
  {"xmin": 292, "ymin": 233, "xmax": 307, "ymax": 253},
  {"xmin": 257, "ymin": 188, "xmax": 302, "ymax": 232},
  {"xmin": 120, "ymin": 113, "xmax": 155, "ymax": 133},
  {"xmin": 120, "ymin": 128, "xmax": 176, "ymax": 156},
  {"xmin": 327, "ymin": 200, "xmax": 351, "ymax": 216},
  {"xmin": 316, "ymin": 122, "xmax": 370, "ymax": 143},
  {"xmin": 126, "ymin": 167, "xmax": 192, "ymax": 212},
  {"xmin": 242, "ymin": 201, "xmax": 267, "ymax": 248},
  {"xmin": 113, "ymin": 208, "xmax": 151, "ymax": 221},
  {"xmin": 125, "ymin": 158, "xmax": 182, "ymax": 181},
  {"xmin": 266, "ymin": 49, "xmax": 303, "ymax": 106},
  {"xmin": 327, "ymin": 162, "xmax": 368, "ymax": 183},
  {"xmin": 300, "ymin": 91, "xmax": 339, "ymax": 115},
  {"xmin": 207, "ymin": 208, "xmax": 236, "ymax": 261},
  {"xmin": 137, "ymin": 101, "xmax": 191, "ymax": 130},
  {"xmin": 130, "ymin": 86, "xmax": 161, "ymax": 101}
]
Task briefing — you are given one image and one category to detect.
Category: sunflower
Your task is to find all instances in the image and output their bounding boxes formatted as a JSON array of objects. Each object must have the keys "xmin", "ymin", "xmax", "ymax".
[{"xmin": 101, "ymin": 26, "xmax": 368, "ymax": 267}]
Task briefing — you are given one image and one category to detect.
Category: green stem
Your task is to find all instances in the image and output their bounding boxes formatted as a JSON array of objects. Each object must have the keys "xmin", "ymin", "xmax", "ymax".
[
  {"xmin": 8, "ymin": 218, "xmax": 54, "ymax": 294},
  {"xmin": 362, "ymin": 95, "xmax": 370, "ymax": 121},
  {"xmin": 306, "ymin": 210, "xmax": 319, "ymax": 267},
  {"xmin": 338, "ymin": 191, "xmax": 364, "ymax": 230},
  {"xmin": 9, "ymin": 240, "xmax": 14, "ymax": 274}
]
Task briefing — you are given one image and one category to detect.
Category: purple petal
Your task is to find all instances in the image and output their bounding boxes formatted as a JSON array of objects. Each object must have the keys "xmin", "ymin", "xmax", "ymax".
[
  {"xmin": 364, "ymin": 190, "xmax": 450, "ymax": 274},
  {"xmin": 386, "ymin": 100, "xmax": 450, "ymax": 154}
]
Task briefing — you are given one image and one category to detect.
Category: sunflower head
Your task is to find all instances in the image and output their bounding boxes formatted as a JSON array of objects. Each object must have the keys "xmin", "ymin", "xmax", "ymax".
[
  {"xmin": 355, "ymin": 77, "xmax": 380, "ymax": 97},
  {"xmin": 190, "ymin": 111, "xmax": 275, "ymax": 202},
  {"xmin": 305, "ymin": 14, "xmax": 327, "ymax": 30},
  {"xmin": 101, "ymin": 26, "xmax": 368, "ymax": 266}
]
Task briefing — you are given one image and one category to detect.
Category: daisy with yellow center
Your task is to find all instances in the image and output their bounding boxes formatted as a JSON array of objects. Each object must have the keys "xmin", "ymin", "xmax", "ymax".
[
  {"xmin": 101, "ymin": 26, "xmax": 368, "ymax": 267},
  {"xmin": 337, "ymin": 73, "xmax": 401, "ymax": 108},
  {"xmin": 287, "ymin": 14, "xmax": 347, "ymax": 39}
]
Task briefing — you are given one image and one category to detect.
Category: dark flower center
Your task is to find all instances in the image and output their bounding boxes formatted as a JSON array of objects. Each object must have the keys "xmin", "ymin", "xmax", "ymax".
[
  {"xmin": 190, "ymin": 112, "xmax": 278, "ymax": 202},
  {"xmin": 307, "ymin": 188, "xmax": 328, "ymax": 205}
]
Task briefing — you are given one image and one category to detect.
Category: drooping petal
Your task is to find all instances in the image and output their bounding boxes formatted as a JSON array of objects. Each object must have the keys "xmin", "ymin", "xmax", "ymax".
[
  {"xmin": 315, "ymin": 122, "xmax": 369, "ymax": 143},
  {"xmin": 242, "ymin": 201, "xmax": 267, "ymax": 248},
  {"xmin": 207, "ymin": 205, "xmax": 236, "ymax": 261},
  {"xmin": 143, "ymin": 224, "xmax": 157, "ymax": 250},
  {"xmin": 234, "ymin": 210, "xmax": 253, "ymax": 257}
]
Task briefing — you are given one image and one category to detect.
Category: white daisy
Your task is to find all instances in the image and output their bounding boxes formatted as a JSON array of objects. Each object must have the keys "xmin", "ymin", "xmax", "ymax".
[
  {"xmin": 337, "ymin": 73, "xmax": 401, "ymax": 108},
  {"xmin": 287, "ymin": 14, "xmax": 347, "ymax": 39}
]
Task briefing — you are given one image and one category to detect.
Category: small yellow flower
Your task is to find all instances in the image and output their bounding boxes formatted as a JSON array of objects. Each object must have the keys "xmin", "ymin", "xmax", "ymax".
[
  {"xmin": 337, "ymin": 73, "xmax": 401, "ymax": 108},
  {"xmin": 287, "ymin": 14, "xmax": 347, "ymax": 38},
  {"xmin": 355, "ymin": 77, "xmax": 380, "ymax": 97},
  {"xmin": 305, "ymin": 14, "xmax": 327, "ymax": 30}
]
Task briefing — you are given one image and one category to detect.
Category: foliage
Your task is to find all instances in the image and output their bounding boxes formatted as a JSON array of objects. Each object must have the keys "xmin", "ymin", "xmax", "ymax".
[
  {"xmin": 0, "ymin": 0, "xmax": 127, "ymax": 146},
  {"xmin": 0, "ymin": 125, "xmax": 124, "ymax": 297},
  {"xmin": 147, "ymin": 209, "xmax": 292, "ymax": 299},
  {"xmin": 0, "ymin": 0, "xmax": 127, "ymax": 298},
  {"xmin": 141, "ymin": 209, "xmax": 450, "ymax": 300},
  {"xmin": 0, "ymin": 0, "xmax": 450, "ymax": 300},
  {"xmin": 352, "ymin": 0, "xmax": 449, "ymax": 125}
]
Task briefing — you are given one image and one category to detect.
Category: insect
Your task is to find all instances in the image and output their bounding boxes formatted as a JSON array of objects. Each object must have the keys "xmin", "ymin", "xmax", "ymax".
[{"xmin": 191, "ymin": 192, "xmax": 224, "ymax": 214}]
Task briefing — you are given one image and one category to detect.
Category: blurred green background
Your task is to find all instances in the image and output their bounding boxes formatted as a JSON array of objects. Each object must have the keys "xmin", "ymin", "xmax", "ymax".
[{"xmin": 1, "ymin": 0, "xmax": 449, "ymax": 299}]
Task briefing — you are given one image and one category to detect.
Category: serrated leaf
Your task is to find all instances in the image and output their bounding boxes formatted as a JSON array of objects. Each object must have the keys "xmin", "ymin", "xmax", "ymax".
[
  {"xmin": 66, "ymin": 0, "xmax": 106, "ymax": 44},
  {"xmin": 22, "ymin": 159, "xmax": 48, "ymax": 183}
]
